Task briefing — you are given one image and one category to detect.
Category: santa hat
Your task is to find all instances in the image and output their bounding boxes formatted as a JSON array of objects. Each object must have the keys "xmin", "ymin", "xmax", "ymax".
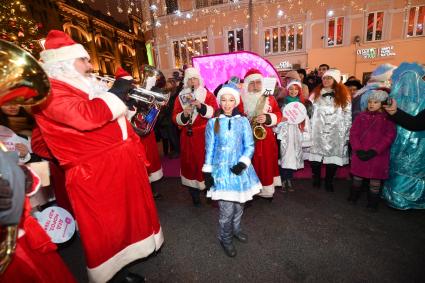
[
  {"xmin": 369, "ymin": 64, "xmax": 397, "ymax": 82},
  {"xmin": 115, "ymin": 67, "xmax": 133, "ymax": 81},
  {"xmin": 322, "ymin": 69, "xmax": 341, "ymax": 83},
  {"xmin": 217, "ymin": 83, "xmax": 240, "ymax": 106},
  {"xmin": 40, "ymin": 30, "xmax": 90, "ymax": 63},
  {"xmin": 183, "ymin": 67, "xmax": 204, "ymax": 88},
  {"xmin": 286, "ymin": 81, "xmax": 302, "ymax": 90},
  {"xmin": 243, "ymin": 68, "xmax": 263, "ymax": 86},
  {"xmin": 368, "ymin": 89, "xmax": 389, "ymax": 102}
]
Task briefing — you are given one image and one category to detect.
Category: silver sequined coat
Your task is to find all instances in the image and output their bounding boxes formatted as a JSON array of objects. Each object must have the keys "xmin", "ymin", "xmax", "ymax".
[{"xmin": 308, "ymin": 90, "xmax": 352, "ymax": 166}]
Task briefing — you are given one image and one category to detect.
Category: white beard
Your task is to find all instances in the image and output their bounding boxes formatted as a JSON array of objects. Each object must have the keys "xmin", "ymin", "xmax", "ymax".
[{"xmin": 241, "ymin": 91, "xmax": 262, "ymax": 119}]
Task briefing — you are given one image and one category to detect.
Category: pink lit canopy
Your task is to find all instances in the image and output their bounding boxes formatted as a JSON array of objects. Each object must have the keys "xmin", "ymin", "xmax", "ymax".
[{"xmin": 192, "ymin": 51, "xmax": 282, "ymax": 93}]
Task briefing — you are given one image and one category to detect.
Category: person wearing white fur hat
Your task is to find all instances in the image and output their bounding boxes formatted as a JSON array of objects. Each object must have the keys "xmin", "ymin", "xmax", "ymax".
[
  {"xmin": 202, "ymin": 83, "xmax": 261, "ymax": 257},
  {"xmin": 172, "ymin": 67, "xmax": 218, "ymax": 206},
  {"xmin": 240, "ymin": 68, "xmax": 282, "ymax": 200},
  {"xmin": 308, "ymin": 68, "xmax": 352, "ymax": 192},
  {"xmin": 349, "ymin": 88, "xmax": 396, "ymax": 211},
  {"xmin": 32, "ymin": 30, "xmax": 163, "ymax": 283}
]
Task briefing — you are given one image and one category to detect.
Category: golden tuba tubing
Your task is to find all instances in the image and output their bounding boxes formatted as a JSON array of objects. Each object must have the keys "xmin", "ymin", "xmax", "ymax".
[
  {"xmin": 252, "ymin": 122, "xmax": 267, "ymax": 141},
  {"xmin": 0, "ymin": 40, "xmax": 50, "ymax": 274}
]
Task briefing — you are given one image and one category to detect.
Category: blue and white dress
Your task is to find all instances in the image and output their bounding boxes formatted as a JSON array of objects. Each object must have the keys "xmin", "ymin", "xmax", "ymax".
[{"xmin": 202, "ymin": 114, "xmax": 262, "ymax": 203}]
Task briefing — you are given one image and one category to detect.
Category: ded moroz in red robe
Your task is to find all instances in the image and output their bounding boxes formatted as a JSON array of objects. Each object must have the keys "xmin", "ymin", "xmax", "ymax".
[
  {"xmin": 33, "ymin": 78, "xmax": 163, "ymax": 283},
  {"xmin": 139, "ymin": 131, "xmax": 163, "ymax": 183},
  {"xmin": 172, "ymin": 87, "xmax": 217, "ymax": 189},
  {"xmin": 240, "ymin": 95, "xmax": 282, "ymax": 198}
]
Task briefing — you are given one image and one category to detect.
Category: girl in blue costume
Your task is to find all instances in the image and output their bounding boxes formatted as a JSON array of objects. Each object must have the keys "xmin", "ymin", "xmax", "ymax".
[
  {"xmin": 202, "ymin": 83, "xmax": 262, "ymax": 257},
  {"xmin": 381, "ymin": 62, "xmax": 425, "ymax": 210}
]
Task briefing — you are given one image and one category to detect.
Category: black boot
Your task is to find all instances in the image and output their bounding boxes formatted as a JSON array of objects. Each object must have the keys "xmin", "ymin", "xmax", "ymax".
[
  {"xmin": 219, "ymin": 241, "xmax": 237, "ymax": 257},
  {"xmin": 189, "ymin": 188, "xmax": 201, "ymax": 207},
  {"xmin": 366, "ymin": 191, "xmax": 380, "ymax": 212},
  {"xmin": 311, "ymin": 161, "xmax": 322, "ymax": 189},
  {"xmin": 325, "ymin": 164, "xmax": 338, "ymax": 192},
  {"xmin": 347, "ymin": 186, "xmax": 361, "ymax": 204}
]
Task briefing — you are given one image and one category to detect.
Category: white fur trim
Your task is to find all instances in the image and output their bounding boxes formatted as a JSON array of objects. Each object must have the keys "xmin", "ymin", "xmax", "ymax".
[
  {"xmin": 181, "ymin": 174, "xmax": 205, "ymax": 190},
  {"xmin": 207, "ymin": 182, "xmax": 262, "ymax": 203},
  {"xmin": 308, "ymin": 153, "xmax": 349, "ymax": 166},
  {"xmin": 267, "ymin": 113, "xmax": 278, "ymax": 127},
  {"xmin": 202, "ymin": 164, "xmax": 213, "ymax": 173},
  {"xmin": 286, "ymin": 81, "xmax": 302, "ymax": 90},
  {"xmin": 117, "ymin": 116, "xmax": 128, "ymax": 140},
  {"xmin": 148, "ymin": 168, "xmax": 163, "ymax": 183},
  {"xmin": 40, "ymin": 44, "xmax": 89, "ymax": 63},
  {"xmin": 95, "ymin": 92, "xmax": 128, "ymax": 120},
  {"xmin": 244, "ymin": 74, "xmax": 263, "ymax": 85},
  {"xmin": 19, "ymin": 152, "xmax": 31, "ymax": 164},
  {"xmin": 238, "ymin": 156, "xmax": 251, "ymax": 167},
  {"xmin": 176, "ymin": 112, "xmax": 189, "ymax": 126},
  {"xmin": 323, "ymin": 69, "xmax": 341, "ymax": 83},
  {"xmin": 257, "ymin": 184, "xmax": 275, "ymax": 198},
  {"xmin": 121, "ymin": 76, "xmax": 133, "ymax": 81},
  {"xmin": 274, "ymin": 175, "xmax": 282, "ymax": 187},
  {"xmin": 87, "ymin": 228, "xmax": 164, "ymax": 283},
  {"xmin": 183, "ymin": 67, "xmax": 204, "ymax": 88},
  {"xmin": 202, "ymin": 104, "xmax": 214, "ymax": 119}
]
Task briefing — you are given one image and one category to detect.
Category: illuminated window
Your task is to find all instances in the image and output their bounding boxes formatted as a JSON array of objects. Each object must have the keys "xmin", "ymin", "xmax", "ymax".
[
  {"xmin": 196, "ymin": 0, "xmax": 223, "ymax": 8},
  {"xmin": 264, "ymin": 24, "xmax": 303, "ymax": 55},
  {"xmin": 172, "ymin": 36, "xmax": 208, "ymax": 68},
  {"xmin": 165, "ymin": 0, "xmax": 178, "ymax": 14},
  {"xmin": 327, "ymin": 16, "xmax": 344, "ymax": 47},
  {"xmin": 366, "ymin": 11, "xmax": 384, "ymax": 42},
  {"xmin": 228, "ymin": 28, "xmax": 244, "ymax": 52},
  {"xmin": 407, "ymin": 5, "xmax": 425, "ymax": 37}
]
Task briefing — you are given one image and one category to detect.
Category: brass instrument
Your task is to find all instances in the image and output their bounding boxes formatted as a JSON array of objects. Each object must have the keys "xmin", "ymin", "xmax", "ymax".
[
  {"xmin": 128, "ymin": 65, "xmax": 170, "ymax": 136},
  {"xmin": 252, "ymin": 95, "xmax": 268, "ymax": 141},
  {"xmin": 0, "ymin": 40, "xmax": 50, "ymax": 274}
]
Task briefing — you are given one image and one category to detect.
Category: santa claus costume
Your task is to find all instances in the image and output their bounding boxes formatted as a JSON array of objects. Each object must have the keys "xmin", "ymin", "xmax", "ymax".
[
  {"xmin": 111, "ymin": 67, "xmax": 163, "ymax": 183},
  {"xmin": 240, "ymin": 69, "xmax": 282, "ymax": 198},
  {"xmin": 172, "ymin": 67, "xmax": 218, "ymax": 204},
  {"xmin": 32, "ymin": 30, "xmax": 163, "ymax": 282}
]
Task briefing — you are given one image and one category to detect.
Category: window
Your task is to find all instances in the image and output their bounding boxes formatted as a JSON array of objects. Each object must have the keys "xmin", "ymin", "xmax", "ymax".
[
  {"xmin": 165, "ymin": 0, "xmax": 178, "ymax": 15},
  {"xmin": 327, "ymin": 16, "xmax": 344, "ymax": 47},
  {"xmin": 407, "ymin": 5, "xmax": 425, "ymax": 37},
  {"xmin": 173, "ymin": 36, "xmax": 208, "ymax": 68},
  {"xmin": 195, "ymin": 0, "xmax": 223, "ymax": 9},
  {"xmin": 227, "ymin": 28, "xmax": 244, "ymax": 52},
  {"xmin": 264, "ymin": 24, "xmax": 303, "ymax": 55},
  {"xmin": 366, "ymin": 11, "xmax": 384, "ymax": 41}
]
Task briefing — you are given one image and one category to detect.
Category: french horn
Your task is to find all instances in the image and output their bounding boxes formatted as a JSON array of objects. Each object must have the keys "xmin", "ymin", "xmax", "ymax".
[{"xmin": 0, "ymin": 39, "xmax": 50, "ymax": 274}]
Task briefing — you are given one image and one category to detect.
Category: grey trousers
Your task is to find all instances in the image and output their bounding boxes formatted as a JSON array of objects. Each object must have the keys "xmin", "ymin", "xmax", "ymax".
[{"xmin": 218, "ymin": 200, "xmax": 244, "ymax": 245}]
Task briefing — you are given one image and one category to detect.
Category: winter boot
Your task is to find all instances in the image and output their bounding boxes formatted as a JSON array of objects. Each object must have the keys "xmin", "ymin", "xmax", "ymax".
[
  {"xmin": 347, "ymin": 185, "xmax": 361, "ymax": 204},
  {"xmin": 189, "ymin": 188, "xmax": 201, "ymax": 207},
  {"xmin": 311, "ymin": 161, "xmax": 322, "ymax": 189},
  {"xmin": 287, "ymin": 179, "xmax": 294, "ymax": 192},
  {"xmin": 366, "ymin": 191, "xmax": 380, "ymax": 212}
]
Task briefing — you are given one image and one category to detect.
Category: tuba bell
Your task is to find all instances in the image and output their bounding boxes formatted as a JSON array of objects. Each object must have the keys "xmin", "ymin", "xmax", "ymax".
[
  {"xmin": 0, "ymin": 40, "xmax": 50, "ymax": 274},
  {"xmin": 128, "ymin": 65, "xmax": 170, "ymax": 136}
]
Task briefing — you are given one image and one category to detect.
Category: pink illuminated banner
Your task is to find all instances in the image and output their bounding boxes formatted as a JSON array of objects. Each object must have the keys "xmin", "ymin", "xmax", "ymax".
[{"xmin": 192, "ymin": 51, "xmax": 282, "ymax": 93}]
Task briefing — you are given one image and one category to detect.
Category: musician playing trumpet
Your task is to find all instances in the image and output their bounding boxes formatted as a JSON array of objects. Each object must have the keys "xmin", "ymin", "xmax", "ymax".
[
  {"xmin": 240, "ymin": 69, "xmax": 282, "ymax": 200},
  {"xmin": 172, "ymin": 67, "xmax": 218, "ymax": 207}
]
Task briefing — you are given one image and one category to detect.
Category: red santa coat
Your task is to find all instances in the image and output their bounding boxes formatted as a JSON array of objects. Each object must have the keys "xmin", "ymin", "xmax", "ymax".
[
  {"xmin": 140, "ymin": 130, "xmax": 163, "ymax": 182},
  {"xmin": 240, "ymin": 95, "xmax": 282, "ymax": 197},
  {"xmin": 172, "ymin": 87, "xmax": 217, "ymax": 189},
  {"xmin": 33, "ymin": 79, "xmax": 163, "ymax": 283},
  {"xmin": 0, "ymin": 198, "xmax": 76, "ymax": 283}
]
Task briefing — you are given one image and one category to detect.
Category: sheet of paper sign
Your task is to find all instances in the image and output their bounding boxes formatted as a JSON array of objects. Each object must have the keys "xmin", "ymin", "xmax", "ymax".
[{"xmin": 262, "ymin": 77, "xmax": 277, "ymax": 96}]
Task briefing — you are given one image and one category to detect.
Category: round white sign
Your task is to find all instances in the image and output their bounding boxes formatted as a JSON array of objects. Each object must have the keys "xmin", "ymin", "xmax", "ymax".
[
  {"xmin": 35, "ymin": 206, "xmax": 75, "ymax": 244},
  {"xmin": 282, "ymin": 102, "xmax": 307, "ymax": 124}
]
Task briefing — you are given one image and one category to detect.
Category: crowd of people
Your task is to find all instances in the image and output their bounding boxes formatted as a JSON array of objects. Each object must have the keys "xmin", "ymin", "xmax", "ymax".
[{"xmin": 0, "ymin": 29, "xmax": 424, "ymax": 282}]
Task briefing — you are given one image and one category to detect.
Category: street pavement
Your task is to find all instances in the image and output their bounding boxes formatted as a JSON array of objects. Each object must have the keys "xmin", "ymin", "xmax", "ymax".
[{"xmin": 59, "ymin": 178, "xmax": 425, "ymax": 282}]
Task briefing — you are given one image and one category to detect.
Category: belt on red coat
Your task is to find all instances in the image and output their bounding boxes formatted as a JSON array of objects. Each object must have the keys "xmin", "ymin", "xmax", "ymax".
[{"xmin": 62, "ymin": 137, "xmax": 134, "ymax": 171}]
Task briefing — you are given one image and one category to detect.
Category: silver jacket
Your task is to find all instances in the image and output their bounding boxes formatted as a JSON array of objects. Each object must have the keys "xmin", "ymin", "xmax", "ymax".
[{"xmin": 309, "ymin": 92, "xmax": 352, "ymax": 166}]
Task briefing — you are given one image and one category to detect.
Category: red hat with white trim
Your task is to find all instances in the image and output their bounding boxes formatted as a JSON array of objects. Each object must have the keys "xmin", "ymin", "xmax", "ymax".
[
  {"xmin": 115, "ymin": 67, "xmax": 133, "ymax": 80},
  {"xmin": 40, "ymin": 30, "xmax": 90, "ymax": 63},
  {"xmin": 243, "ymin": 68, "xmax": 263, "ymax": 86}
]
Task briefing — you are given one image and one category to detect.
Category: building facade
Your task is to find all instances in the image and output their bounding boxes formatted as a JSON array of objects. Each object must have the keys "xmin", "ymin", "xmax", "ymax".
[
  {"xmin": 26, "ymin": 0, "xmax": 148, "ymax": 80},
  {"xmin": 144, "ymin": 0, "xmax": 425, "ymax": 83}
]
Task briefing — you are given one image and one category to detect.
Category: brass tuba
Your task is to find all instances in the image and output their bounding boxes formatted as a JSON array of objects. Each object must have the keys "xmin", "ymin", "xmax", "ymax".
[
  {"xmin": 128, "ymin": 65, "xmax": 170, "ymax": 136},
  {"xmin": 0, "ymin": 39, "xmax": 50, "ymax": 274}
]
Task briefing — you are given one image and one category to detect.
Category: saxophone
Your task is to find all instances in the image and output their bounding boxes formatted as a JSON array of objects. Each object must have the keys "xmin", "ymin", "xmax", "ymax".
[{"xmin": 252, "ymin": 95, "xmax": 268, "ymax": 141}]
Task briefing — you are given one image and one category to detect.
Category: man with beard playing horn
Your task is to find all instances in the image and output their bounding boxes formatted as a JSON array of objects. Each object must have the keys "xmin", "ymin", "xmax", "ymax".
[
  {"xmin": 32, "ymin": 30, "xmax": 163, "ymax": 283},
  {"xmin": 240, "ymin": 69, "xmax": 282, "ymax": 200}
]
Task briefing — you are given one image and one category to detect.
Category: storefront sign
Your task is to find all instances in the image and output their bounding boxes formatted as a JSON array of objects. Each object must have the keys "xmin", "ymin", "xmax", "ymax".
[
  {"xmin": 357, "ymin": 46, "xmax": 395, "ymax": 59},
  {"xmin": 277, "ymin": 61, "xmax": 293, "ymax": 69}
]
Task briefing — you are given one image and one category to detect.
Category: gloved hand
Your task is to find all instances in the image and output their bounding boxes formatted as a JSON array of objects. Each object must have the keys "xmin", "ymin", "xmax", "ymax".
[
  {"xmin": 356, "ymin": 149, "xmax": 377, "ymax": 161},
  {"xmin": 108, "ymin": 78, "xmax": 135, "ymax": 101},
  {"xmin": 204, "ymin": 173, "xmax": 214, "ymax": 191},
  {"xmin": 230, "ymin": 162, "xmax": 247, "ymax": 175},
  {"xmin": 0, "ymin": 177, "xmax": 13, "ymax": 211}
]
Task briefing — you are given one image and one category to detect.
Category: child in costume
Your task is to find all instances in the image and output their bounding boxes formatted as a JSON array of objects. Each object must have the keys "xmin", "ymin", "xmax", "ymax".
[
  {"xmin": 274, "ymin": 81, "xmax": 312, "ymax": 192},
  {"xmin": 202, "ymin": 83, "xmax": 261, "ymax": 257},
  {"xmin": 349, "ymin": 89, "xmax": 396, "ymax": 211}
]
